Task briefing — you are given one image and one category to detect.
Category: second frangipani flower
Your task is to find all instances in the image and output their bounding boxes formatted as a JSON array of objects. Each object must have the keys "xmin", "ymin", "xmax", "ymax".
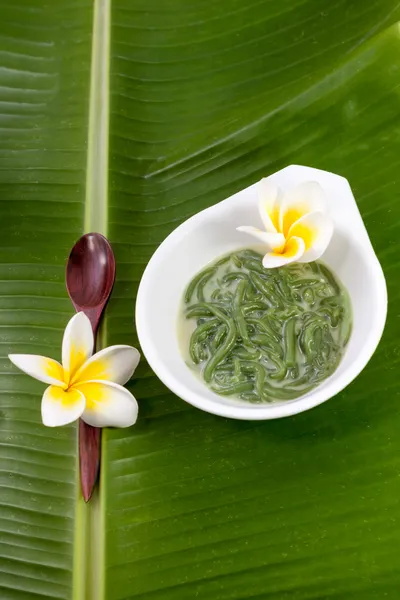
[
  {"xmin": 9, "ymin": 312, "xmax": 140, "ymax": 428},
  {"xmin": 237, "ymin": 179, "xmax": 333, "ymax": 268}
]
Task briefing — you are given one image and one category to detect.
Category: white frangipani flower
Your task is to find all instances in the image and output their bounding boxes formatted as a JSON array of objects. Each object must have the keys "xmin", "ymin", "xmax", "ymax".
[
  {"xmin": 9, "ymin": 312, "xmax": 140, "ymax": 428},
  {"xmin": 237, "ymin": 179, "xmax": 334, "ymax": 268}
]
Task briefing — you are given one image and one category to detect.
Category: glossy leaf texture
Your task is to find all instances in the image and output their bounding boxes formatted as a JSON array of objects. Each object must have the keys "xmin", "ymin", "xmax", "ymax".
[
  {"xmin": 2, "ymin": 0, "xmax": 400, "ymax": 599},
  {"xmin": 0, "ymin": 1, "xmax": 92, "ymax": 598},
  {"xmin": 103, "ymin": 1, "xmax": 400, "ymax": 600}
]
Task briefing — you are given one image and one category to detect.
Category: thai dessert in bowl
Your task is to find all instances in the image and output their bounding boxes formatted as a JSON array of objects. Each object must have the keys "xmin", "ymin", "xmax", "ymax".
[
  {"xmin": 180, "ymin": 250, "xmax": 351, "ymax": 404},
  {"xmin": 136, "ymin": 165, "xmax": 387, "ymax": 420}
]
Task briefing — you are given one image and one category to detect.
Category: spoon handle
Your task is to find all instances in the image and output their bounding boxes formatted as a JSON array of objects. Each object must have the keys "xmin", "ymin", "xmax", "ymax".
[
  {"xmin": 79, "ymin": 315, "xmax": 101, "ymax": 502},
  {"xmin": 79, "ymin": 420, "xmax": 100, "ymax": 502}
]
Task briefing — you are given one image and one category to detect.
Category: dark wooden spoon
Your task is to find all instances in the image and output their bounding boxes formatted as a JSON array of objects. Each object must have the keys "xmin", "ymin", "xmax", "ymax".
[{"xmin": 66, "ymin": 233, "xmax": 116, "ymax": 502}]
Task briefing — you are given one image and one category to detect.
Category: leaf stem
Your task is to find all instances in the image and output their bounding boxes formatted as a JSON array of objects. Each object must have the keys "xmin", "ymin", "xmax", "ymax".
[{"xmin": 84, "ymin": 0, "xmax": 111, "ymax": 236}]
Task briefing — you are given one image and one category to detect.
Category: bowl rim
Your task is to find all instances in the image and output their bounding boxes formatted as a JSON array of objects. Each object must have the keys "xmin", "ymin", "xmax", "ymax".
[{"xmin": 136, "ymin": 173, "xmax": 388, "ymax": 420}]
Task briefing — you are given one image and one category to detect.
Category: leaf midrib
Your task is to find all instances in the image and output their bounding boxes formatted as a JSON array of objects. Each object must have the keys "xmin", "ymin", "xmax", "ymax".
[
  {"xmin": 84, "ymin": 0, "xmax": 110, "ymax": 236},
  {"xmin": 74, "ymin": 0, "xmax": 110, "ymax": 598}
]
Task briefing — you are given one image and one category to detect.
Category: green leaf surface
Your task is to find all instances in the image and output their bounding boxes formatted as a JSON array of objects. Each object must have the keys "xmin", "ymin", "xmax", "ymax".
[
  {"xmin": 2, "ymin": 0, "xmax": 400, "ymax": 599},
  {"xmin": 0, "ymin": 1, "xmax": 92, "ymax": 597}
]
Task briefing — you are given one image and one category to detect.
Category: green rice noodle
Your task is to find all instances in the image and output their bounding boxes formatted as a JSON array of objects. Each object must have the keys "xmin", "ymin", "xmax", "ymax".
[{"xmin": 182, "ymin": 249, "xmax": 352, "ymax": 404}]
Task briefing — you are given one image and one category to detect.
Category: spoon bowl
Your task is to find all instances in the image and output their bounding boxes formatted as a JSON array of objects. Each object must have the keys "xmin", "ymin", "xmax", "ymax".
[
  {"xmin": 136, "ymin": 165, "xmax": 387, "ymax": 420},
  {"xmin": 67, "ymin": 232, "xmax": 116, "ymax": 311}
]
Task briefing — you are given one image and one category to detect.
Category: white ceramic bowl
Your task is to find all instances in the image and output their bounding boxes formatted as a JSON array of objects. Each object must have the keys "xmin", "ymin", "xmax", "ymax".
[{"xmin": 136, "ymin": 165, "xmax": 387, "ymax": 420}]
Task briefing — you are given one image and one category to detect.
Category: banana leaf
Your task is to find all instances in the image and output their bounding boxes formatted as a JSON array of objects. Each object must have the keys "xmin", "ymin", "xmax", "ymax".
[{"xmin": 1, "ymin": 0, "xmax": 400, "ymax": 598}]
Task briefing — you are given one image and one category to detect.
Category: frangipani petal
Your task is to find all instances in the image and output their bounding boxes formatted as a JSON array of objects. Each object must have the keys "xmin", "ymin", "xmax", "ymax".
[
  {"xmin": 280, "ymin": 181, "xmax": 327, "ymax": 237},
  {"xmin": 42, "ymin": 385, "xmax": 85, "ymax": 427},
  {"xmin": 262, "ymin": 236, "xmax": 305, "ymax": 268},
  {"xmin": 62, "ymin": 312, "xmax": 94, "ymax": 383},
  {"xmin": 236, "ymin": 226, "xmax": 286, "ymax": 251},
  {"xmin": 289, "ymin": 211, "xmax": 334, "ymax": 263},
  {"xmin": 8, "ymin": 354, "xmax": 66, "ymax": 388},
  {"xmin": 258, "ymin": 179, "xmax": 281, "ymax": 233},
  {"xmin": 72, "ymin": 345, "xmax": 140, "ymax": 386},
  {"xmin": 76, "ymin": 380, "xmax": 138, "ymax": 428}
]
